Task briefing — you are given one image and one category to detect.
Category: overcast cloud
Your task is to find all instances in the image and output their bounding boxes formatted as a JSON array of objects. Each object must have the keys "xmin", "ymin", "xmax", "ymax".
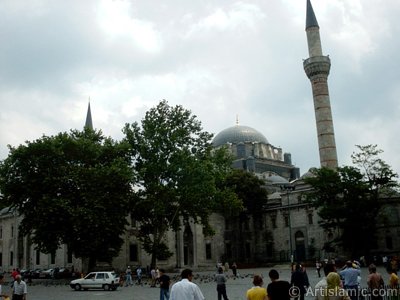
[{"xmin": 1, "ymin": 0, "xmax": 400, "ymax": 176}]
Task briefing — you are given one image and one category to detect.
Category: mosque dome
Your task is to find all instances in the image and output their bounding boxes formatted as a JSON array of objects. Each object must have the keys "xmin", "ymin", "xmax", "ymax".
[{"xmin": 212, "ymin": 125, "xmax": 269, "ymax": 147}]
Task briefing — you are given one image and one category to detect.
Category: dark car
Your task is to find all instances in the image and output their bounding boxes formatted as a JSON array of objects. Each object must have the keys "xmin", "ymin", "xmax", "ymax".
[
  {"xmin": 55, "ymin": 268, "xmax": 72, "ymax": 279},
  {"xmin": 32, "ymin": 269, "xmax": 42, "ymax": 279}
]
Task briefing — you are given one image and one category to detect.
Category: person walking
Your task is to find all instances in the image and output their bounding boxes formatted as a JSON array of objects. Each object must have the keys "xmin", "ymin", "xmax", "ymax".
[
  {"xmin": 246, "ymin": 274, "xmax": 267, "ymax": 300},
  {"xmin": 316, "ymin": 261, "xmax": 322, "ymax": 278},
  {"xmin": 11, "ymin": 275, "xmax": 27, "ymax": 300},
  {"xmin": 339, "ymin": 261, "xmax": 361, "ymax": 300},
  {"xmin": 291, "ymin": 264, "xmax": 309, "ymax": 300},
  {"xmin": 0, "ymin": 274, "xmax": 9, "ymax": 299},
  {"xmin": 388, "ymin": 268, "xmax": 399, "ymax": 287},
  {"xmin": 215, "ymin": 267, "xmax": 229, "ymax": 300},
  {"xmin": 10, "ymin": 269, "xmax": 19, "ymax": 288},
  {"xmin": 231, "ymin": 262, "xmax": 237, "ymax": 278},
  {"xmin": 387, "ymin": 268, "xmax": 399, "ymax": 300},
  {"xmin": 170, "ymin": 269, "xmax": 204, "ymax": 300},
  {"xmin": 159, "ymin": 269, "xmax": 170, "ymax": 300},
  {"xmin": 367, "ymin": 264, "xmax": 384, "ymax": 300},
  {"xmin": 316, "ymin": 272, "xmax": 350, "ymax": 300},
  {"xmin": 136, "ymin": 266, "xmax": 142, "ymax": 285},
  {"xmin": 267, "ymin": 269, "xmax": 290, "ymax": 300},
  {"xmin": 125, "ymin": 266, "xmax": 133, "ymax": 286},
  {"xmin": 314, "ymin": 262, "xmax": 336, "ymax": 298},
  {"xmin": 150, "ymin": 267, "xmax": 157, "ymax": 287}
]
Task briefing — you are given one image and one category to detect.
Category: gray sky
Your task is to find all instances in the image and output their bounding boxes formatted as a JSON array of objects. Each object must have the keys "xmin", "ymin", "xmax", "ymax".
[{"xmin": 1, "ymin": 0, "xmax": 399, "ymax": 177}]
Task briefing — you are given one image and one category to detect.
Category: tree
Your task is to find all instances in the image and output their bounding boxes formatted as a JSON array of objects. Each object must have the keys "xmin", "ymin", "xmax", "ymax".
[
  {"xmin": 0, "ymin": 129, "xmax": 133, "ymax": 271},
  {"xmin": 221, "ymin": 169, "xmax": 269, "ymax": 262},
  {"xmin": 222, "ymin": 169, "xmax": 268, "ymax": 217},
  {"xmin": 305, "ymin": 145, "xmax": 399, "ymax": 258},
  {"xmin": 123, "ymin": 100, "xmax": 241, "ymax": 267}
]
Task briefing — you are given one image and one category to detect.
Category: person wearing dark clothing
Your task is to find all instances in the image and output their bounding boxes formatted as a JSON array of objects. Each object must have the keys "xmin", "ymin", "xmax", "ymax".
[
  {"xmin": 291, "ymin": 264, "xmax": 309, "ymax": 300},
  {"xmin": 267, "ymin": 269, "xmax": 290, "ymax": 300},
  {"xmin": 215, "ymin": 267, "xmax": 229, "ymax": 300},
  {"xmin": 367, "ymin": 264, "xmax": 384, "ymax": 300},
  {"xmin": 159, "ymin": 269, "xmax": 170, "ymax": 300},
  {"xmin": 231, "ymin": 263, "xmax": 237, "ymax": 277}
]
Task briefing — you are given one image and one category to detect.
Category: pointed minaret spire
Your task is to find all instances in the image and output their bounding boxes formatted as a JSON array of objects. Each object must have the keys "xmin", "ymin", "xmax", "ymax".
[
  {"xmin": 236, "ymin": 114, "xmax": 239, "ymax": 125},
  {"xmin": 303, "ymin": 0, "xmax": 338, "ymax": 169},
  {"xmin": 306, "ymin": 0, "xmax": 319, "ymax": 29},
  {"xmin": 84, "ymin": 98, "xmax": 93, "ymax": 130}
]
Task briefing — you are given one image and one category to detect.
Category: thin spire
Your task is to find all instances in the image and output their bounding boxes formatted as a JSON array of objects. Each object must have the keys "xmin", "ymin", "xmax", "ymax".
[
  {"xmin": 236, "ymin": 114, "xmax": 239, "ymax": 125},
  {"xmin": 306, "ymin": 0, "xmax": 319, "ymax": 29},
  {"xmin": 84, "ymin": 98, "xmax": 93, "ymax": 130}
]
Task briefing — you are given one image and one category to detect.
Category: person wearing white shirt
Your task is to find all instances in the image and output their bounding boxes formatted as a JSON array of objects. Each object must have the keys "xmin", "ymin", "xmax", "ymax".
[
  {"xmin": 12, "ymin": 275, "xmax": 27, "ymax": 300},
  {"xmin": 170, "ymin": 269, "xmax": 204, "ymax": 300},
  {"xmin": 314, "ymin": 263, "xmax": 336, "ymax": 300}
]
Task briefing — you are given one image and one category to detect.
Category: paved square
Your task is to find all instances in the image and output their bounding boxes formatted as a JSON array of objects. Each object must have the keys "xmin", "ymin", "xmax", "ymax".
[{"xmin": 10, "ymin": 265, "xmax": 387, "ymax": 300}]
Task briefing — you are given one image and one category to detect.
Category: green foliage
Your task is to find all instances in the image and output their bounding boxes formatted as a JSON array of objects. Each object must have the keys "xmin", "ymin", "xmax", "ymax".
[
  {"xmin": 222, "ymin": 169, "xmax": 268, "ymax": 216},
  {"xmin": 123, "ymin": 100, "xmax": 241, "ymax": 266},
  {"xmin": 0, "ymin": 129, "xmax": 133, "ymax": 267},
  {"xmin": 305, "ymin": 145, "xmax": 399, "ymax": 257},
  {"xmin": 351, "ymin": 144, "xmax": 399, "ymax": 194}
]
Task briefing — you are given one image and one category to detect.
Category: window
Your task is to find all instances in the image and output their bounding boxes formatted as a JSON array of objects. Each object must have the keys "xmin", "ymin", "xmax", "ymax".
[
  {"xmin": 284, "ymin": 215, "xmax": 289, "ymax": 227},
  {"xmin": 0, "ymin": 226, "xmax": 2, "ymax": 239},
  {"xmin": 205, "ymin": 243, "xmax": 212, "ymax": 260},
  {"xmin": 308, "ymin": 213, "xmax": 313, "ymax": 225},
  {"xmin": 11, "ymin": 225, "xmax": 14, "ymax": 238},
  {"xmin": 271, "ymin": 216, "xmax": 277, "ymax": 229},
  {"xmin": 67, "ymin": 249, "xmax": 73, "ymax": 264},
  {"xmin": 96, "ymin": 273, "xmax": 105, "ymax": 279},
  {"xmin": 0, "ymin": 253, "xmax": 2, "ymax": 266},
  {"xmin": 10, "ymin": 251, "xmax": 13, "ymax": 266},
  {"xmin": 237, "ymin": 144, "xmax": 246, "ymax": 158},
  {"xmin": 129, "ymin": 244, "xmax": 138, "ymax": 262},
  {"xmin": 51, "ymin": 252, "xmax": 56, "ymax": 264},
  {"xmin": 36, "ymin": 250, "xmax": 40, "ymax": 265}
]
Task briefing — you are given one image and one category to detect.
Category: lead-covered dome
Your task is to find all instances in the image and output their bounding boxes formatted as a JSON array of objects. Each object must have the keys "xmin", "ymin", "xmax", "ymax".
[{"xmin": 212, "ymin": 125, "xmax": 269, "ymax": 147}]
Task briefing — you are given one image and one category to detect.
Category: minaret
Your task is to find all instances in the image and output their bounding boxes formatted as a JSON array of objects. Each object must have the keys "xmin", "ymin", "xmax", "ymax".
[
  {"xmin": 303, "ymin": 0, "xmax": 338, "ymax": 169},
  {"xmin": 84, "ymin": 101, "xmax": 93, "ymax": 130}
]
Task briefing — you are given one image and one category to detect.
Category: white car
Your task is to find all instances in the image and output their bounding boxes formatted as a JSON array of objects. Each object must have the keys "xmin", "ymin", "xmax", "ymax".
[{"xmin": 70, "ymin": 271, "xmax": 119, "ymax": 291}]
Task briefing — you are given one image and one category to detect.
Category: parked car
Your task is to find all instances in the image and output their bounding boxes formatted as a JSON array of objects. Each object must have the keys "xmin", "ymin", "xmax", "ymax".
[
  {"xmin": 39, "ymin": 268, "xmax": 54, "ymax": 278},
  {"xmin": 20, "ymin": 269, "xmax": 34, "ymax": 281},
  {"xmin": 55, "ymin": 268, "xmax": 72, "ymax": 279},
  {"xmin": 32, "ymin": 269, "xmax": 42, "ymax": 279},
  {"xmin": 70, "ymin": 271, "xmax": 119, "ymax": 291}
]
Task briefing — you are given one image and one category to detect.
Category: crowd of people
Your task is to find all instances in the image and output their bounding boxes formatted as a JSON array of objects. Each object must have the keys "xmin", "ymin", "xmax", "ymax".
[
  {"xmin": 161, "ymin": 259, "xmax": 400, "ymax": 300},
  {"xmin": 0, "ymin": 269, "xmax": 28, "ymax": 300},
  {"xmin": 3, "ymin": 258, "xmax": 398, "ymax": 300}
]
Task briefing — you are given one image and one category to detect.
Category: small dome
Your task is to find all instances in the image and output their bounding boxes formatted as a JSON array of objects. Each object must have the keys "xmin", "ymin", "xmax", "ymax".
[
  {"xmin": 265, "ymin": 174, "xmax": 289, "ymax": 185},
  {"xmin": 213, "ymin": 125, "xmax": 269, "ymax": 147},
  {"xmin": 299, "ymin": 168, "xmax": 317, "ymax": 180}
]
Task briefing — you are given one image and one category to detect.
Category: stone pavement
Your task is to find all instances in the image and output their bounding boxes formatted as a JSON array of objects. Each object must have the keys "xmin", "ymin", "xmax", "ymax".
[{"xmin": 11, "ymin": 265, "xmax": 388, "ymax": 300}]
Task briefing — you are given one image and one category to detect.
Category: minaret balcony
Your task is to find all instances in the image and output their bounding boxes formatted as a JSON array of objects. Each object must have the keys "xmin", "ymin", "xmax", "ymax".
[{"xmin": 303, "ymin": 55, "xmax": 331, "ymax": 78}]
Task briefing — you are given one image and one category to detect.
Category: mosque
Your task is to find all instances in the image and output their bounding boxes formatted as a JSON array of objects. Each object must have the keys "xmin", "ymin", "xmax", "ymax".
[{"xmin": 0, "ymin": 0, "xmax": 398, "ymax": 273}]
